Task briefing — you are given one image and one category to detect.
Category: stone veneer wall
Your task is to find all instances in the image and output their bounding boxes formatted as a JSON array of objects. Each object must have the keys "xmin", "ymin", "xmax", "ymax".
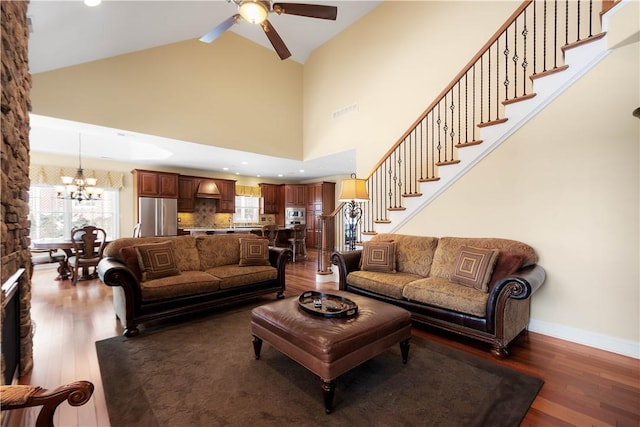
[{"xmin": 1, "ymin": 0, "xmax": 34, "ymax": 383}]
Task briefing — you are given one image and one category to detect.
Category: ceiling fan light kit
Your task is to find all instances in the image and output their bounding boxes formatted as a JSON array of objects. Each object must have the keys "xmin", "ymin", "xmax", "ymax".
[
  {"xmin": 200, "ymin": 1, "xmax": 338, "ymax": 60},
  {"xmin": 238, "ymin": 1, "xmax": 269, "ymax": 24}
]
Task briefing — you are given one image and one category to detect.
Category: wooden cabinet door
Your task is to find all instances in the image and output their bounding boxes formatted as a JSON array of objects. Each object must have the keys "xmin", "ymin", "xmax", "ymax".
[
  {"xmin": 178, "ymin": 176, "xmax": 197, "ymax": 212},
  {"xmin": 158, "ymin": 173, "xmax": 178, "ymax": 198},
  {"xmin": 136, "ymin": 170, "xmax": 159, "ymax": 197},
  {"xmin": 260, "ymin": 183, "xmax": 280, "ymax": 214},
  {"xmin": 134, "ymin": 170, "xmax": 178, "ymax": 198},
  {"xmin": 216, "ymin": 179, "xmax": 236, "ymax": 213},
  {"xmin": 285, "ymin": 185, "xmax": 306, "ymax": 207}
]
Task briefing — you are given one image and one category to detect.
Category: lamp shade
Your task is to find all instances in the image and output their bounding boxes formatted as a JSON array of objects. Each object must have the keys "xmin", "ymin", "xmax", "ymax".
[{"xmin": 338, "ymin": 176, "xmax": 369, "ymax": 202}]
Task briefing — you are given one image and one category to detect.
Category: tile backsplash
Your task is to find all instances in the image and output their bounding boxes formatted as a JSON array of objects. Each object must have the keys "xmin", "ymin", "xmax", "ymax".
[{"xmin": 178, "ymin": 198, "xmax": 275, "ymax": 228}]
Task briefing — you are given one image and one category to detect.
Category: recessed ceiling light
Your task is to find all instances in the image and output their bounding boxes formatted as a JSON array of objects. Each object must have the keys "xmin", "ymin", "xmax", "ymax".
[
  {"xmin": 84, "ymin": 0, "xmax": 101, "ymax": 6},
  {"xmin": 241, "ymin": 161, "xmax": 248, "ymax": 165},
  {"xmin": 299, "ymin": 169, "xmax": 305, "ymax": 173},
  {"xmin": 223, "ymin": 167, "xmax": 229, "ymax": 171},
  {"xmin": 256, "ymin": 175, "xmax": 261, "ymax": 177},
  {"xmin": 278, "ymin": 174, "xmax": 283, "ymax": 177}
]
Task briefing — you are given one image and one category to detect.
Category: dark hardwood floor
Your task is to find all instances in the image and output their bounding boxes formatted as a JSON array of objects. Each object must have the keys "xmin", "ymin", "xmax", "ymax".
[{"xmin": 8, "ymin": 252, "xmax": 639, "ymax": 426}]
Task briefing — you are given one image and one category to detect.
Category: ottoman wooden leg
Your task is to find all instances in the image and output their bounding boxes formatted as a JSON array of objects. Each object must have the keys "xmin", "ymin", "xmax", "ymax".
[
  {"xmin": 252, "ymin": 336, "xmax": 263, "ymax": 360},
  {"xmin": 400, "ymin": 338, "xmax": 410, "ymax": 364},
  {"xmin": 321, "ymin": 379, "xmax": 335, "ymax": 414}
]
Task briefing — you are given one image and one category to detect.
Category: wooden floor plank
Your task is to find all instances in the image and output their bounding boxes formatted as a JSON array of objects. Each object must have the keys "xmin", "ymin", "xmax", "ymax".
[{"xmin": 6, "ymin": 255, "xmax": 640, "ymax": 427}]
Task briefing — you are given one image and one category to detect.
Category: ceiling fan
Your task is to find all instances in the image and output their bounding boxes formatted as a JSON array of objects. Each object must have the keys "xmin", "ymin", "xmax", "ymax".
[{"xmin": 199, "ymin": 0, "xmax": 338, "ymax": 60}]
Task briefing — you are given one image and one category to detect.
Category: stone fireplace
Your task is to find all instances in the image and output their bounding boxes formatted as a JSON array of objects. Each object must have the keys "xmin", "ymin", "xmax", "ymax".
[{"xmin": 1, "ymin": 0, "xmax": 35, "ymax": 384}]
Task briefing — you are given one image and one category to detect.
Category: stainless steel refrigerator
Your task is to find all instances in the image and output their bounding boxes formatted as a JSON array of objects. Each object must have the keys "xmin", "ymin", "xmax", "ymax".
[{"xmin": 138, "ymin": 197, "xmax": 178, "ymax": 237}]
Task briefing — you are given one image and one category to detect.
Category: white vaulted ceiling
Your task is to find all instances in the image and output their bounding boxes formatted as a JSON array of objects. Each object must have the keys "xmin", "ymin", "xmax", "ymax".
[{"xmin": 27, "ymin": 0, "xmax": 382, "ymax": 179}]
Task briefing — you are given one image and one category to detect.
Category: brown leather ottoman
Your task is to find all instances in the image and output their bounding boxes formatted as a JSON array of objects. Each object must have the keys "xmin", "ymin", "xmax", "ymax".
[{"xmin": 251, "ymin": 291, "xmax": 412, "ymax": 413}]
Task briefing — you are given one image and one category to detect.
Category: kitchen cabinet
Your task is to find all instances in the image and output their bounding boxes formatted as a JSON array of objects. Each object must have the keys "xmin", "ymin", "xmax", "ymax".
[
  {"xmin": 285, "ymin": 184, "xmax": 306, "ymax": 207},
  {"xmin": 133, "ymin": 169, "xmax": 178, "ymax": 198},
  {"xmin": 260, "ymin": 183, "xmax": 281, "ymax": 214},
  {"xmin": 178, "ymin": 176, "xmax": 199, "ymax": 212},
  {"xmin": 215, "ymin": 179, "xmax": 236, "ymax": 213},
  {"xmin": 304, "ymin": 182, "xmax": 335, "ymax": 249}
]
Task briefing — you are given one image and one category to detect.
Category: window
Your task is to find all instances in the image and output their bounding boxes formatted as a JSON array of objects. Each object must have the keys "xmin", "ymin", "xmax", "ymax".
[
  {"xmin": 233, "ymin": 196, "xmax": 260, "ymax": 224},
  {"xmin": 29, "ymin": 185, "xmax": 119, "ymax": 240}
]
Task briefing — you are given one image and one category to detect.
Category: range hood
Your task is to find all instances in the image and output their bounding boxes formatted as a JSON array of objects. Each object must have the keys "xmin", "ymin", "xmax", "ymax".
[{"xmin": 195, "ymin": 179, "xmax": 221, "ymax": 199}]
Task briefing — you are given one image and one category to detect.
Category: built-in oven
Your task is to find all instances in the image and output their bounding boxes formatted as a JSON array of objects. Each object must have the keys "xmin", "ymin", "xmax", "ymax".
[{"xmin": 285, "ymin": 207, "xmax": 305, "ymax": 225}]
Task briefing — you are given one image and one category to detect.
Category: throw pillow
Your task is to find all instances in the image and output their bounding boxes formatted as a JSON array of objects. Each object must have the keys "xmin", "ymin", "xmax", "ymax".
[
  {"xmin": 488, "ymin": 252, "xmax": 524, "ymax": 291},
  {"xmin": 451, "ymin": 246, "xmax": 499, "ymax": 291},
  {"xmin": 119, "ymin": 246, "xmax": 142, "ymax": 282},
  {"xmin": 360, "ymin": 241, "xmax": 396, "ymax": 272},
  {"xmin": 135, "ymin": 241, "xmax": 180, "ymax": 282},
  {"xmin": 239, "ymin": 238, "xmax": 270, "ymax": 266}
]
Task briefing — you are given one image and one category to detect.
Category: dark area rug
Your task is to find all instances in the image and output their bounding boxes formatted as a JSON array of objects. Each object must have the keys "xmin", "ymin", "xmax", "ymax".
[{"xmin": 96, "ymin": 302, "xmax": 543, "ymax": 427}]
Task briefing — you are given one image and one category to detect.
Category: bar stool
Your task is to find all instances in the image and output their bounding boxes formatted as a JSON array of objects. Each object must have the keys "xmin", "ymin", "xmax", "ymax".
[
  {"xmin": 288, "ymin": 224, "xmax": 307, "ymax": 262},
  {"xmin": 261, "ymin": 224, "xmax": 279, "ymax": 247}
]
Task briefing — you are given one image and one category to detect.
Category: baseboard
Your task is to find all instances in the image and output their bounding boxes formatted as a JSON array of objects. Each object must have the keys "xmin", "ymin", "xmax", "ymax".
[{"xmin": 528, "ymin": 318, "xmax": 639, "ymax": 359}]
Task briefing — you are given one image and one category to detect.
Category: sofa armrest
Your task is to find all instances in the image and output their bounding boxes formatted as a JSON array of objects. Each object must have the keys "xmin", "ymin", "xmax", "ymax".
[
  {"xmin": 331, "ymin": 250, "xmax": 362, "ymax": 290},
  {"xmin": 97, "ymin": 257, "xmax": 144, "ymax": 303},
  {"xmin": 486, "ymin": 264, "xmax": 546, "ymax": 324},
  {"xmin": 268, "ymin": 247, "xmax": 293, "ymax": 285}
]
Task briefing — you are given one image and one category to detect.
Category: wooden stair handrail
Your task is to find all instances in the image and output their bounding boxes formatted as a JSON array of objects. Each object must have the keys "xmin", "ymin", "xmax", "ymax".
[{"xmin": 367, "ymin": 0, "xmax": 533, "ymax": 179}]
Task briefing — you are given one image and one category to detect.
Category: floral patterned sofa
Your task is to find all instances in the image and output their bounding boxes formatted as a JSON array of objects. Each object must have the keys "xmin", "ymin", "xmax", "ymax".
[
  {"xmin": 331, "ymin": 234, "xmax": 545, "ymax": 358},
  {"xmin": 97, "ymin": 234, "xmax": 291, "ymax": 337}
]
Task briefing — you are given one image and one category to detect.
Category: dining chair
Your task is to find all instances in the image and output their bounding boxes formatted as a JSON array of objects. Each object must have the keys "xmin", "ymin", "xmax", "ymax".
[
  {"xmin": 288, "ymin": 224, "xmax": 307, "ymax": 262},
  {"xmin": 0, "ymin": 381, "xmax": 94, "ymax": 427},
  {"xmin": 68, "ymin": 225, "xmax": 107, "ymax": 286}
]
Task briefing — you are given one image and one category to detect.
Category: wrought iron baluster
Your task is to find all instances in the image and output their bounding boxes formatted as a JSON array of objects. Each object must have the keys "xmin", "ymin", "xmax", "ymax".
[
  {"xmin": 565, "ymin": 0, "xmax": 569, "ymax": 45},
  {"xmin": 577, "ymin": 0, "xmax": 581, "ymax": 41},
  {"xmin": 437, "ymin": 102, "xmax": 442, "ymax": 163},
  {"xmin": 472, "ymin": 64, "xmax": 476, "ymax": 140},
  {"xmin": 457, "ymin": 81, "xmax": 461, "ymax": 145},
  {"xmin": 543, "ymin": 0, "xmax": 547, "ymax": 72},
  {"xmin": 513, "ymin": 19, "xmax": 519, "ymax": 99},
  {"xmin": 449, "ymin": 91, "xmax": 455, "ymax": 159},
  {"xmin": 522, "ymin": 9, "xmax": 528, "ymax": 96},
  {"xmin": 553, "ymin": 0, "xmax": 558, "ymax": 68},
  {"xmin": 588, "ymin": 0, "xmax": 593, "ymax": 37},
  {"xmin": 495, "ymin": 37, "xmax": 500, "ymax": 119},
  {"xmin": 419, "ymin": 120, "xmax": 424, "ymax": 180},
  {"xmin": 504, "ymin": 29, "xmax": 510, "ymax": 101},
  {"xmin": 533, "ymin": 1, "xmax": 537, "ymax": 75}
]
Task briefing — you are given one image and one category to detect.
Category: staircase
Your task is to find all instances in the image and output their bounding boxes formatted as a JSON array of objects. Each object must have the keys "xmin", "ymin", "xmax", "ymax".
[{"xmin": 328, "ymin": 0, "xmax": 629, "ymax": 250}]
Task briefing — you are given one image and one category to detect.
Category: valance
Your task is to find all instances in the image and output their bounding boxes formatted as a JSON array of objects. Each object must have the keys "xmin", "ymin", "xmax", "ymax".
[
  {"xmin": 29, "ymin": 165, "xmax": 124, "ymax": 189},
  {"xmin": 235, "ymin": 185, "xmax": 261, "ymax": 197}
]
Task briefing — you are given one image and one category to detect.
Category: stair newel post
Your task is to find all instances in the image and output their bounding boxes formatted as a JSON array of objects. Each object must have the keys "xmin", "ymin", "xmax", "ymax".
[{"xmin": 317, "ymin": 214, "xmax": 332, "ymax": 275}]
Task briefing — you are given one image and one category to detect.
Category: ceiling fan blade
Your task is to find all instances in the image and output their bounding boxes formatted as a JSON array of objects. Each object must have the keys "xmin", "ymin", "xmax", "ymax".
[
  {"xmin": 199, "ymin": 14, "xmax": 240, "ymax": 43},
  {"xmin": 261, "ymin": 20, "xmax": 291, "ymax": 60},
  {"xmin": 273, "ymin": 3, "xmax": 337, "ymax": 20}
]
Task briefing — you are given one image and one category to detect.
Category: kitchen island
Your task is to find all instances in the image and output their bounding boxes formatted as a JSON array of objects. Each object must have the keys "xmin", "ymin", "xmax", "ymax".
[{"xmin": 183, "ymin": 227, "xmax": 265, "ymax": 236}]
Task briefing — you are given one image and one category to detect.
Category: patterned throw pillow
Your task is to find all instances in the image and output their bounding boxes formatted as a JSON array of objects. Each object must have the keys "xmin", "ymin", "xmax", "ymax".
[
  {"xmin": 239, "ymin": 238, "xmax": 270, "ymax": 266},
  {"xmin": 451, "ymin": 246, "xmax": 499, "ymax": 291},
  {"xmin": 135, "ymin": 241, "xmax": 180, "ymax": 282},
  {"xmin": 360, "ymin": 241, "xmax": 396, "ymax": 272}
]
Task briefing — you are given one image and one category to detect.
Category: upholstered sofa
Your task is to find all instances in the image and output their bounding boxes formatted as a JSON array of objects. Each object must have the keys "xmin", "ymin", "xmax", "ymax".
[
  {"xmin": 331, "ymin": 234, "xmax": 545, "ymax": 358},
  {"xmin": 97, "ymin": 234, "xmax": 291, "ymax": 337}
]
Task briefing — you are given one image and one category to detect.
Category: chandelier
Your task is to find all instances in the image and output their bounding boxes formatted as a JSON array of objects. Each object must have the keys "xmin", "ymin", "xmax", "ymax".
[{"xmin": 55, "ymin": 134, "xmax": 103, "ymax": 202}]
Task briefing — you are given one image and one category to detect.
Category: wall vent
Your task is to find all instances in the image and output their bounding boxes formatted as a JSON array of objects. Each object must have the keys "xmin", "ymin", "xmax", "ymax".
[{"xmin": 332, "ymin": 103, "xmax": 359, "ymax": 120}]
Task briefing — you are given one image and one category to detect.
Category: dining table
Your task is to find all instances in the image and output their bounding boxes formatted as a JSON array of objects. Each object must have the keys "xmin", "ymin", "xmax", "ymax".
[{"xmin": 31, "ymin": 238, "xmax": 109, "ymax": 281}]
